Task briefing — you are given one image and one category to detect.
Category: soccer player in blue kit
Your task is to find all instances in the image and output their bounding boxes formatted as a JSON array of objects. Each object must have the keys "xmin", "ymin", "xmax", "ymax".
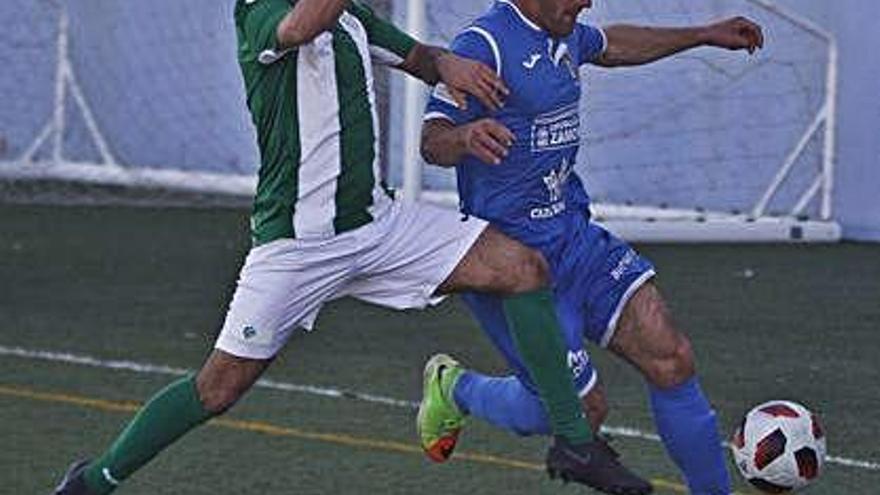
[{"xmin": 416, "ymin": 0, "xmax": 764, "ymax": 494}]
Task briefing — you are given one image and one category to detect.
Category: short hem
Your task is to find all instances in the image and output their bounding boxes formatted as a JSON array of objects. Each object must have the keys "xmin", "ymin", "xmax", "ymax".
[
  {"xmin": 577, "ymin": 370, "xmax": 599, "ymax": 398},
  {"xmin": 599, "ymin": 269, "xmax": 656, "ymax": 348},
  {"xmin": 422, "ymin": 217, "xmax": 489, "ymax": 306},
  {"xmin": 214, "ymin": 335, "xmax": 280, "ymax": 361}
]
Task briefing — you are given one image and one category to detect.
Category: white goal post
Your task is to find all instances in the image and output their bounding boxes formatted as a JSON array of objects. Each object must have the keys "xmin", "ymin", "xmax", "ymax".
[{"xmin": 398, "ymin": 0, "xmax": 841, "ymax": 242}]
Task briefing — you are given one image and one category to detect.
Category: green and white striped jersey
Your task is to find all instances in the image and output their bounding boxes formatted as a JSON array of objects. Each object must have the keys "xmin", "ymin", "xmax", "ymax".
[{"xmin": 235, "ymin": 0, "xmax": 416, "ymax": 245}]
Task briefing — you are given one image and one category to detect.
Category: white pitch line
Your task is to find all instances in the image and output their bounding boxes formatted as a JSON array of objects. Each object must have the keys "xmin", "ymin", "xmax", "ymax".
[
  {"xmin": 0, "ymin": 345, "xmax": 417, "ymax": 409},
  {"xmin": 1, "ymin": 344, "xmax": 878, "ymax": 472}
]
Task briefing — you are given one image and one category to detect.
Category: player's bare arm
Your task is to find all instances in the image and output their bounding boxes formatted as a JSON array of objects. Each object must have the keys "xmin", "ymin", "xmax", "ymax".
[
  {"xmin": 275, "ymin": 0, "xmax": 348, "ymax": 49},
  {"xmin": 421, "ymin": 118, "xmax": 514, "ymax": 166},
  {"xmin": 594, "ymin": 16, "xmax": 764, "ymax": 67},
  {"xmin": 274, "ymin": 0, "xmax": 509, "ymax": 111},
  {"xmin": 399, "ymin": 45, "xmax": 509, "ymax": 111}
]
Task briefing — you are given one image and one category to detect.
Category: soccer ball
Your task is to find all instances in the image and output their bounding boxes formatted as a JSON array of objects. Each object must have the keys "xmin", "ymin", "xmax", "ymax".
[{"xmin": 731, "ymin": 400, "xmax": 826, "ymax": 493}]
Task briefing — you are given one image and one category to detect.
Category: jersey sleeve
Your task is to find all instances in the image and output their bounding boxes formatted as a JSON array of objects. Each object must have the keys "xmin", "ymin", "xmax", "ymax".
[
  {"xmin": 423, "ymin": 29, "xmax": 497, "ymax": 126},
  {"xmin": 575, "ymin": 23, "xmax": 608, "ymax": 64},
  {"xmin": 348, "ymin": 1, "xmax": 418, "ymax": 66},
  {"xmin": 234, "ymin": 0, "xmax": 291, "ymax": 64}
]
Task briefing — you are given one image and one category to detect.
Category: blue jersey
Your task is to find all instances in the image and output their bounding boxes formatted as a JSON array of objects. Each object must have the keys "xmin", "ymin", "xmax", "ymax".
[
  {"xmin": 427, "ymin": 1, "xmax": 657, "ymax": 397},
  {"xmin": 425, "ymin": 0, "xmax": 607, "ymax": 250}
]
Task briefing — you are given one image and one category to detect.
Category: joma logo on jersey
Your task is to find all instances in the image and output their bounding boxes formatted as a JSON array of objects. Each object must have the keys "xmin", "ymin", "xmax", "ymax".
[{"xmin": 531, "ymin": 105, "xmax": 580, "ymax": 152}]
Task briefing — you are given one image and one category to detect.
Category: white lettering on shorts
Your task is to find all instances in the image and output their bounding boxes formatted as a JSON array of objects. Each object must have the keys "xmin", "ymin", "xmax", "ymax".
[
  {"xmin": 610, "ymin": 249, "xmax": 637, "ymax": 281},
  {"xmin": 567, "ymin": 349, "xmax": 591, "ymax": 379}
]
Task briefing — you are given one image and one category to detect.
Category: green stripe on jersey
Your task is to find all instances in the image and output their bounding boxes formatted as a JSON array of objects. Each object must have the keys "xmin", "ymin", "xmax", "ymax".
[
  {"xmin": 236, "ymin": 2, "xmax": 397, "ymax": 245},
  {"xmin": 251, "ymin": 62, "xmax": 300, "ymax": 245},
  {"xmin": 333, "ymin": 26, "xmax": 375, "ymax": 234},
  {"xmin": 236, "ymin": 2, "xmax": 300, "ymax": 245}
]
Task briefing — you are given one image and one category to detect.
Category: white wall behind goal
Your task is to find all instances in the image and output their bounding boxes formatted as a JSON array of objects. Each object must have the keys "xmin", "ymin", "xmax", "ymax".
[{"xmin": 772, "ymin": 0, "xmax": 880, "ymax": 241}]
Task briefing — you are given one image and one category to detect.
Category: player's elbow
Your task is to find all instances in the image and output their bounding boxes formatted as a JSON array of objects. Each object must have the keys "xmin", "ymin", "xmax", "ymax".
[
  {"xmin": 504, "ymin": 247, "xmax": 551, "ymax": 294},
  {"xmin": 276, "ymin": 2, "xmax": 346, "ymax": 49},
  {"xmin": 419, "ymin": 134, "xmax": 438, "ymax": 165},
  {"xmin": 276, "ymin": 20, "xmax": 312, "ymax": 49}
]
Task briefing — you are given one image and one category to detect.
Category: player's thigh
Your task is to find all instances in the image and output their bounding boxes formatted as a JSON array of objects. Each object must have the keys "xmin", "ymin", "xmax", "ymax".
[
  {"xmin": 348, "ymin": 199, "xmax": 545, "ymax": 308},
  {"xmin": 438, "ymin": 225, "xmax": 550, "ymax": 296},
  {"xmin": 566, "ymin": 222, "xmax": 656, "ymax": 348},
  {"xmin": 606, "ymin": 282, "xmax": 695, "ymax": 388},
  {"xmin": 216, "ymin": 238, "xmax": 355, "ymax": 360}
]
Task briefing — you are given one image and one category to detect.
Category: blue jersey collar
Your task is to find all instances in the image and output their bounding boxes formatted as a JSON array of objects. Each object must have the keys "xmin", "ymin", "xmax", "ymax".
[{"xmin": 498, "ymin": 0, "xmax": 544, "ymax": 33}]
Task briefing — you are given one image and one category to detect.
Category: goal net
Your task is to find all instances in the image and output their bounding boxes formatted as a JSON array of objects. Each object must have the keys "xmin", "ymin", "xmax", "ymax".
[
  {"xmin": 396, "ymin": 0, "xmax": 840, "ymax": 242},
  {"xmin": 0, "ymin": 0, "xmax": 840, "ymax": 241},
  {"xmin": 0, "ymin": 0, "xmax": 262, "ymax": 206}
]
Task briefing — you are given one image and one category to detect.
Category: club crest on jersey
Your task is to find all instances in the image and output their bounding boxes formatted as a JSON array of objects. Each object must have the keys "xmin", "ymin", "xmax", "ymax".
[{"xmin": 530, "ymin": 158, "xmax": 572, "ymax": 219}]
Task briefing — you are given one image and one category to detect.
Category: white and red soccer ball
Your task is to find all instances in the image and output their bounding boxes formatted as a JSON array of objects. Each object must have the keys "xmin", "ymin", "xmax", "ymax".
[{"xmin": 731, "ymin": 400, "xmax": 826, "ymax": 493}]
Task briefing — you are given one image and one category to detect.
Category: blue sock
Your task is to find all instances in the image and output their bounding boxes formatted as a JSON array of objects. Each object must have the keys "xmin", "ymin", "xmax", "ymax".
[
  {"xmin": 453, "ymin": 371, "xmax": 551, "ymax": 436},
  {"xmin": 649, "ymin": 377, "xmax": 731, "ymax": 495}
]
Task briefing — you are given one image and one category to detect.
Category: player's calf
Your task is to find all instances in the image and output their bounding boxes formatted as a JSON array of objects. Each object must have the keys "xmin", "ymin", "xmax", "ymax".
[
  {"xmin": 583, "ymin": 383, "xmax": 609, "ymax": 432},
  {"xmin": 611, "ymin": 283, "xmax": 730, "ymax": 493},
  {"xmin": 195, "ymin": 350, "xmax": 271, "ymax": 414}
]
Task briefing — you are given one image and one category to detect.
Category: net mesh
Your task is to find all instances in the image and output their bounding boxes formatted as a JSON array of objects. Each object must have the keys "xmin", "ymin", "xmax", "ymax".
[
  {"xmin": 0, "ymin": 0, "xmax": 831, "ymax": 219},
  {"xmin": 0, "ymin": 0, "xmax": 394, "ymax": 205},
  {"xmin": 418, "ymin": 0, "xmax": 832, "ymax": 218}
]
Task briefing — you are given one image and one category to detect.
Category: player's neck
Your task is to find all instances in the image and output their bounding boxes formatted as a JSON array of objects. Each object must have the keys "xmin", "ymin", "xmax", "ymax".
[{"xmin": 510, "ymin": 0, "xmax": 548, "ymax": 33}]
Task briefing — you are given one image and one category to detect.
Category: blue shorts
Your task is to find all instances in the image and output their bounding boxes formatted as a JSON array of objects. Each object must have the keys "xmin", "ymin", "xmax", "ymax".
[{"xmin": 462, "ymin": 214, "xmax": 655, "ymax": 396}]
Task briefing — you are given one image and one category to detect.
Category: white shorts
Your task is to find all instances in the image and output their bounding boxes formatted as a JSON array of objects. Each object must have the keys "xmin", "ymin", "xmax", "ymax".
[{"xmin": 215, "ymin": 200, "xmax": 488, "ymax": 359}]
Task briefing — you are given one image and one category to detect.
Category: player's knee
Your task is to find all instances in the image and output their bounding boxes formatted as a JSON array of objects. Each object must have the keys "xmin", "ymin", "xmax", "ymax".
[
  {"xmin": 647, "ymin": 334, "xmax": 696, "ymax": 389},
  {"xmin": 505, "ymin": 247, "xmax": 550, "ymax": 294}
]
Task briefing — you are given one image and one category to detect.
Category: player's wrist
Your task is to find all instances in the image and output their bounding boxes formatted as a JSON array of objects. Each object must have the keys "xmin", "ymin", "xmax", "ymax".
[
  {"xmin": 432, "ymin": 48, "xmax": 456, "ymax": 82},
  {"xmin": 693, "ymin": 25, "xmax": 714, "ymax": 47}
]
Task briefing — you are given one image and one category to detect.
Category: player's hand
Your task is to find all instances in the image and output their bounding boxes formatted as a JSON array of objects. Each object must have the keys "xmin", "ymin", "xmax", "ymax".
[
  {"xmin": 704, "ymin": 16, "xmax": 764, "ymax": 54},
  {"xmin": 436, "ymin": 52, "xmax": 510, "ymax": 111},
  {"xmin": 459, "ymin": 118, "xmax": 515, "ymax": 165}
]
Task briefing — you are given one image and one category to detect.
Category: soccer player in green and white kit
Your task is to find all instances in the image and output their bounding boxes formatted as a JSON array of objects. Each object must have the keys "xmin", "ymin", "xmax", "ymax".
[{"xmin": 51, "ymin": 0, "xmax": 646, "ymax": 493}]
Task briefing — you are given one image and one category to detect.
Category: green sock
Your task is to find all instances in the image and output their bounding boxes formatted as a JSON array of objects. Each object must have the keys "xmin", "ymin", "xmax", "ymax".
[
  {"xmin": 83, "ymin": 375, "xmax": 214, "ymax": 494},
  {"xmin": 502, "ymin": 288, "xmax": 592, "ymax": 444}
]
